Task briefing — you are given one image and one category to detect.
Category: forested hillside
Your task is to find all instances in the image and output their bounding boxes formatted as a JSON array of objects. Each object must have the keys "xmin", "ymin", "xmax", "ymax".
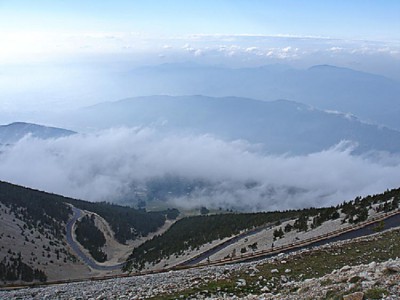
[
  {"xmin": 124, "ymin": 210, "xmax": 302, "ymax": 270},
  {"xmin": 64, "ymin": 199, "xmax": 174, "ymax": 244},
  {"xmin": 1, "ymin": 179, "xmax": 399, "ymax": 282},
  {"xmin": 0, "ymin": 180, "xmax": 176, "ymax": 283},
  {"xmin": 0, "ymin": 181, "xmax": 71, "ymax": 240},
  {"xmin": 75, "ymin": 215, "xmax": 107, "ymax": 262},
  {"xmin": 0, "ymin": 181, "xmax": 173, "ymax": 244},
  {"xmin": 125, "ymin": 187, "xmax": 400, "ymax": 271},
  {"xmin": 0, "ymin": 252, "xmax": 47, "ymax": 283},
  {"xmin": 0, "ymin": 182, "xmax": 75, "ymax": 284}
]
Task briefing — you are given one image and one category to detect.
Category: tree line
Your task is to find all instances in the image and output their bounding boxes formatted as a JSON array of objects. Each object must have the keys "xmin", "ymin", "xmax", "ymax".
[{"xmin": 125, "ymin": 187, "xmax": 400, "ymax": 271}]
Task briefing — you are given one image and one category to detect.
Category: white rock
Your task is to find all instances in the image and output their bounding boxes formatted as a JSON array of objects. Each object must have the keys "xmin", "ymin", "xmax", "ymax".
[
  {"xmin": 368, "ymin": 261, "xmax": 377, "ymax": 269},
  {"xmin": 236, "ymin": 279, "xmax": 246, "ymax": 287},
  {"xmin": 385, "ymin": 262, "xmax": 400, "ymax": 272},
  {"xmin": 260, "ymin": 286, "xmax": 270, "ymax": 292},
  {"xmin": 340, "ymin": 265, "xmax": 352, "ymax": 272},
  {"xmin": 271, "ymin": 269, "xmax": 279, "ymax": 274}
]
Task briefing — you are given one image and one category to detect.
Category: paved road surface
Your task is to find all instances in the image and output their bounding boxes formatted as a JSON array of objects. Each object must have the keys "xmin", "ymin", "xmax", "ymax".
[
  {"xmin": 180, "ymin": 223, "xmax": 275, "ymax": 266},
  {"xmin": 66, "ymin": 206, "xmax": 124, "ymax": 271},
  {"xmin": 239, "ymin": 212, "xmax": 400, "ymax": 264},
  {"xmin": 66, "ymin": 204, "xmax": 400, "ymax": 271},
  {"xmin": 184, "ymin": 212, "xmax": 400, "ymax": 266}
]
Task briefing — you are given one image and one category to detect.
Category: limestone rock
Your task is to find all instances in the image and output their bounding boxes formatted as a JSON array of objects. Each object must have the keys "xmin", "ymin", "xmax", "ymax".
[
  {"xmin": 385, "ymin": 262, "xmax": 400, "ymax": 273},
  {"xmin": 236, "ymin": 279, "xmax": 246, "ymax": 287}
]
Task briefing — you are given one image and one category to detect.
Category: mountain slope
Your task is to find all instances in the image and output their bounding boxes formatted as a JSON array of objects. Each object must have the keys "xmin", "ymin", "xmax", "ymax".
[
  {"xmin": 0, "ymin": 181, "xmax": 81, "ymax": 282},
  {"xmin": 124, "ymin": 186, "xmax": 400, "ymax": 272},
  {"xmin": 0, "ymin": 180, "xmax": 174, "ymax": 283},
  {"xmin": 3, "ymin": 229, "xmax": 400, "ymax": 299},
  {"xmin": 0, "ymin": 179, "xmax": 399, "ymax": 286},
  {"xmin": 0, "ymin": 122, "xmax": 76, "ymax": 144},
  {"xmin": 75, "ymin": 95, "xmax": 400, "ymax": 154}
]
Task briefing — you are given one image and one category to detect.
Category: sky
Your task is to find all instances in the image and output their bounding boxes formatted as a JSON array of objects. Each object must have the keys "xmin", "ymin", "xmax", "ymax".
[
  {"xmin": 1, "ymin": 0, "xmax": 399, "ymax": 39},
  {"xmin": 0, "ymin": 0, "xmax": 399, "ymax": 114},
  {"xmin": 1, "ymin": 1, "xmax": 400, "ymax": 209},
  {"xmin": 1, "ymin": 0, "xmax": 399, "ymax": 63}
]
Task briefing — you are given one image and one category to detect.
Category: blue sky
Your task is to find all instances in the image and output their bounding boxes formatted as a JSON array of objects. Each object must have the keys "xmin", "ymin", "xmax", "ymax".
[
  {"xmin": 0, "ymin": 0, "xmax": 399, "ymax": 82},
  {"xmin": 1, "ymin": 1, "xmax": 400, "ymax": 209},
  {"xmin": 1, "ymin": 0, "xmax": 399, "ymax": 40}
]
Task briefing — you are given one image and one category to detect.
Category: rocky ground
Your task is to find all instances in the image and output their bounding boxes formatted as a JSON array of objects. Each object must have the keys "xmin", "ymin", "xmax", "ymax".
[
  {"xmin": 265, "ymin": 259, "xmax": 400, "ymax": 300},
  {"xmin": 2, "ymin": 228, "xmax": 400, "ymax": 300}
]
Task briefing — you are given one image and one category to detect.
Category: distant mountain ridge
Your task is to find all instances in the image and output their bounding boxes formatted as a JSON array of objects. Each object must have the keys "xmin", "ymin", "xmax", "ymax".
[
  {"xmin": 0, "ymin": 122, "xmax": 76, "ymax": 144},
  {"xmin": 116, "ymin": 63, "xmax": 400, "ymax": 130},
  {"xmin": 75, "ymin": 95, "xmax": 400, "ymax": 154}
]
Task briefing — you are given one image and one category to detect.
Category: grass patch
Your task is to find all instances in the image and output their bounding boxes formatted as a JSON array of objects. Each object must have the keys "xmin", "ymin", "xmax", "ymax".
[
  {"xmin": 364, "ymin": 287, "xmax": 389, "ymax": 299},
  {"xmin": 324, "ymin": 289, "xmax": 343, "ymax": 300},
  {"xmin": 320, "ymin": 278, "xmax": 334, "ymax": 286},
  {"xmin": 348, "ymin": 275, "xmax": 363, "ymax": 284}
]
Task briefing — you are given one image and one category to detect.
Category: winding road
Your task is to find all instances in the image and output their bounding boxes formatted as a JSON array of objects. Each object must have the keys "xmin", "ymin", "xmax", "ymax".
[
  {"xmin": 179, "ymin": 222, "xmax": 276, "ymax": 266},
  {"xmin": 66, "ymin": 206, "xmax": 124, "ymax": 271},
  {"xmin": 181, "ymin": 210, "xmax": 400, "ymax": 267},
  {"xmin": 3, "ymin": 207, "xmax": 400, "ymax": 290},
  {"xmin": 237, "ymin": 211, "xmax": 400, "ymax": 264},
  {"xmin": 66, "ymin": 204, "xmax": 400, "ymax": 273}
]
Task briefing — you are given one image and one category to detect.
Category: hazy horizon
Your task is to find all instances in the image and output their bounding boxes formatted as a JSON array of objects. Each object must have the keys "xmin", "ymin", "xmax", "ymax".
[
  {"xmin": 1, "ymin": 1, "xmax": 400, "ymax": 211},
  {"xmin": 1, "ymin": 1, "xmax": 399, "ymax": 114}
]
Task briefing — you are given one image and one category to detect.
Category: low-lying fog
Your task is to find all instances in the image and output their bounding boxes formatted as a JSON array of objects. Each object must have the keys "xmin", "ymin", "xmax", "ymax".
[{"xmin": 1, "ymin": 127, "xmax": 399, "ymax": 211}]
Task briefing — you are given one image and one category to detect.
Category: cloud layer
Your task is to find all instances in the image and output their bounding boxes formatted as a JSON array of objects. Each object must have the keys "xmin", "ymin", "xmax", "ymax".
[{"xmin": 1, "ymin": 128, "xmax": 399, "ymax": 211}]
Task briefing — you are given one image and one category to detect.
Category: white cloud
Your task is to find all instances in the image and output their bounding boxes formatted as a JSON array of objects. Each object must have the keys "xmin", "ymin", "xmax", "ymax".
[
  {"xmin": 245, "ymin": 47, "xmax": 258, "ymax": 52},
  {"xmin": 329, "ymin": 46, "xmax": 344, "ymax": 53},
  {"xmin": 2, "ymin": 31, "xmax": 399, "ymax": 70},
  {"xmin": 194, "ymin": 49, "xmax": 203, "ymax": 57},
  {"xmin": 0, "ymin": 128, "xmax": 399, "ymax": 211}
]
